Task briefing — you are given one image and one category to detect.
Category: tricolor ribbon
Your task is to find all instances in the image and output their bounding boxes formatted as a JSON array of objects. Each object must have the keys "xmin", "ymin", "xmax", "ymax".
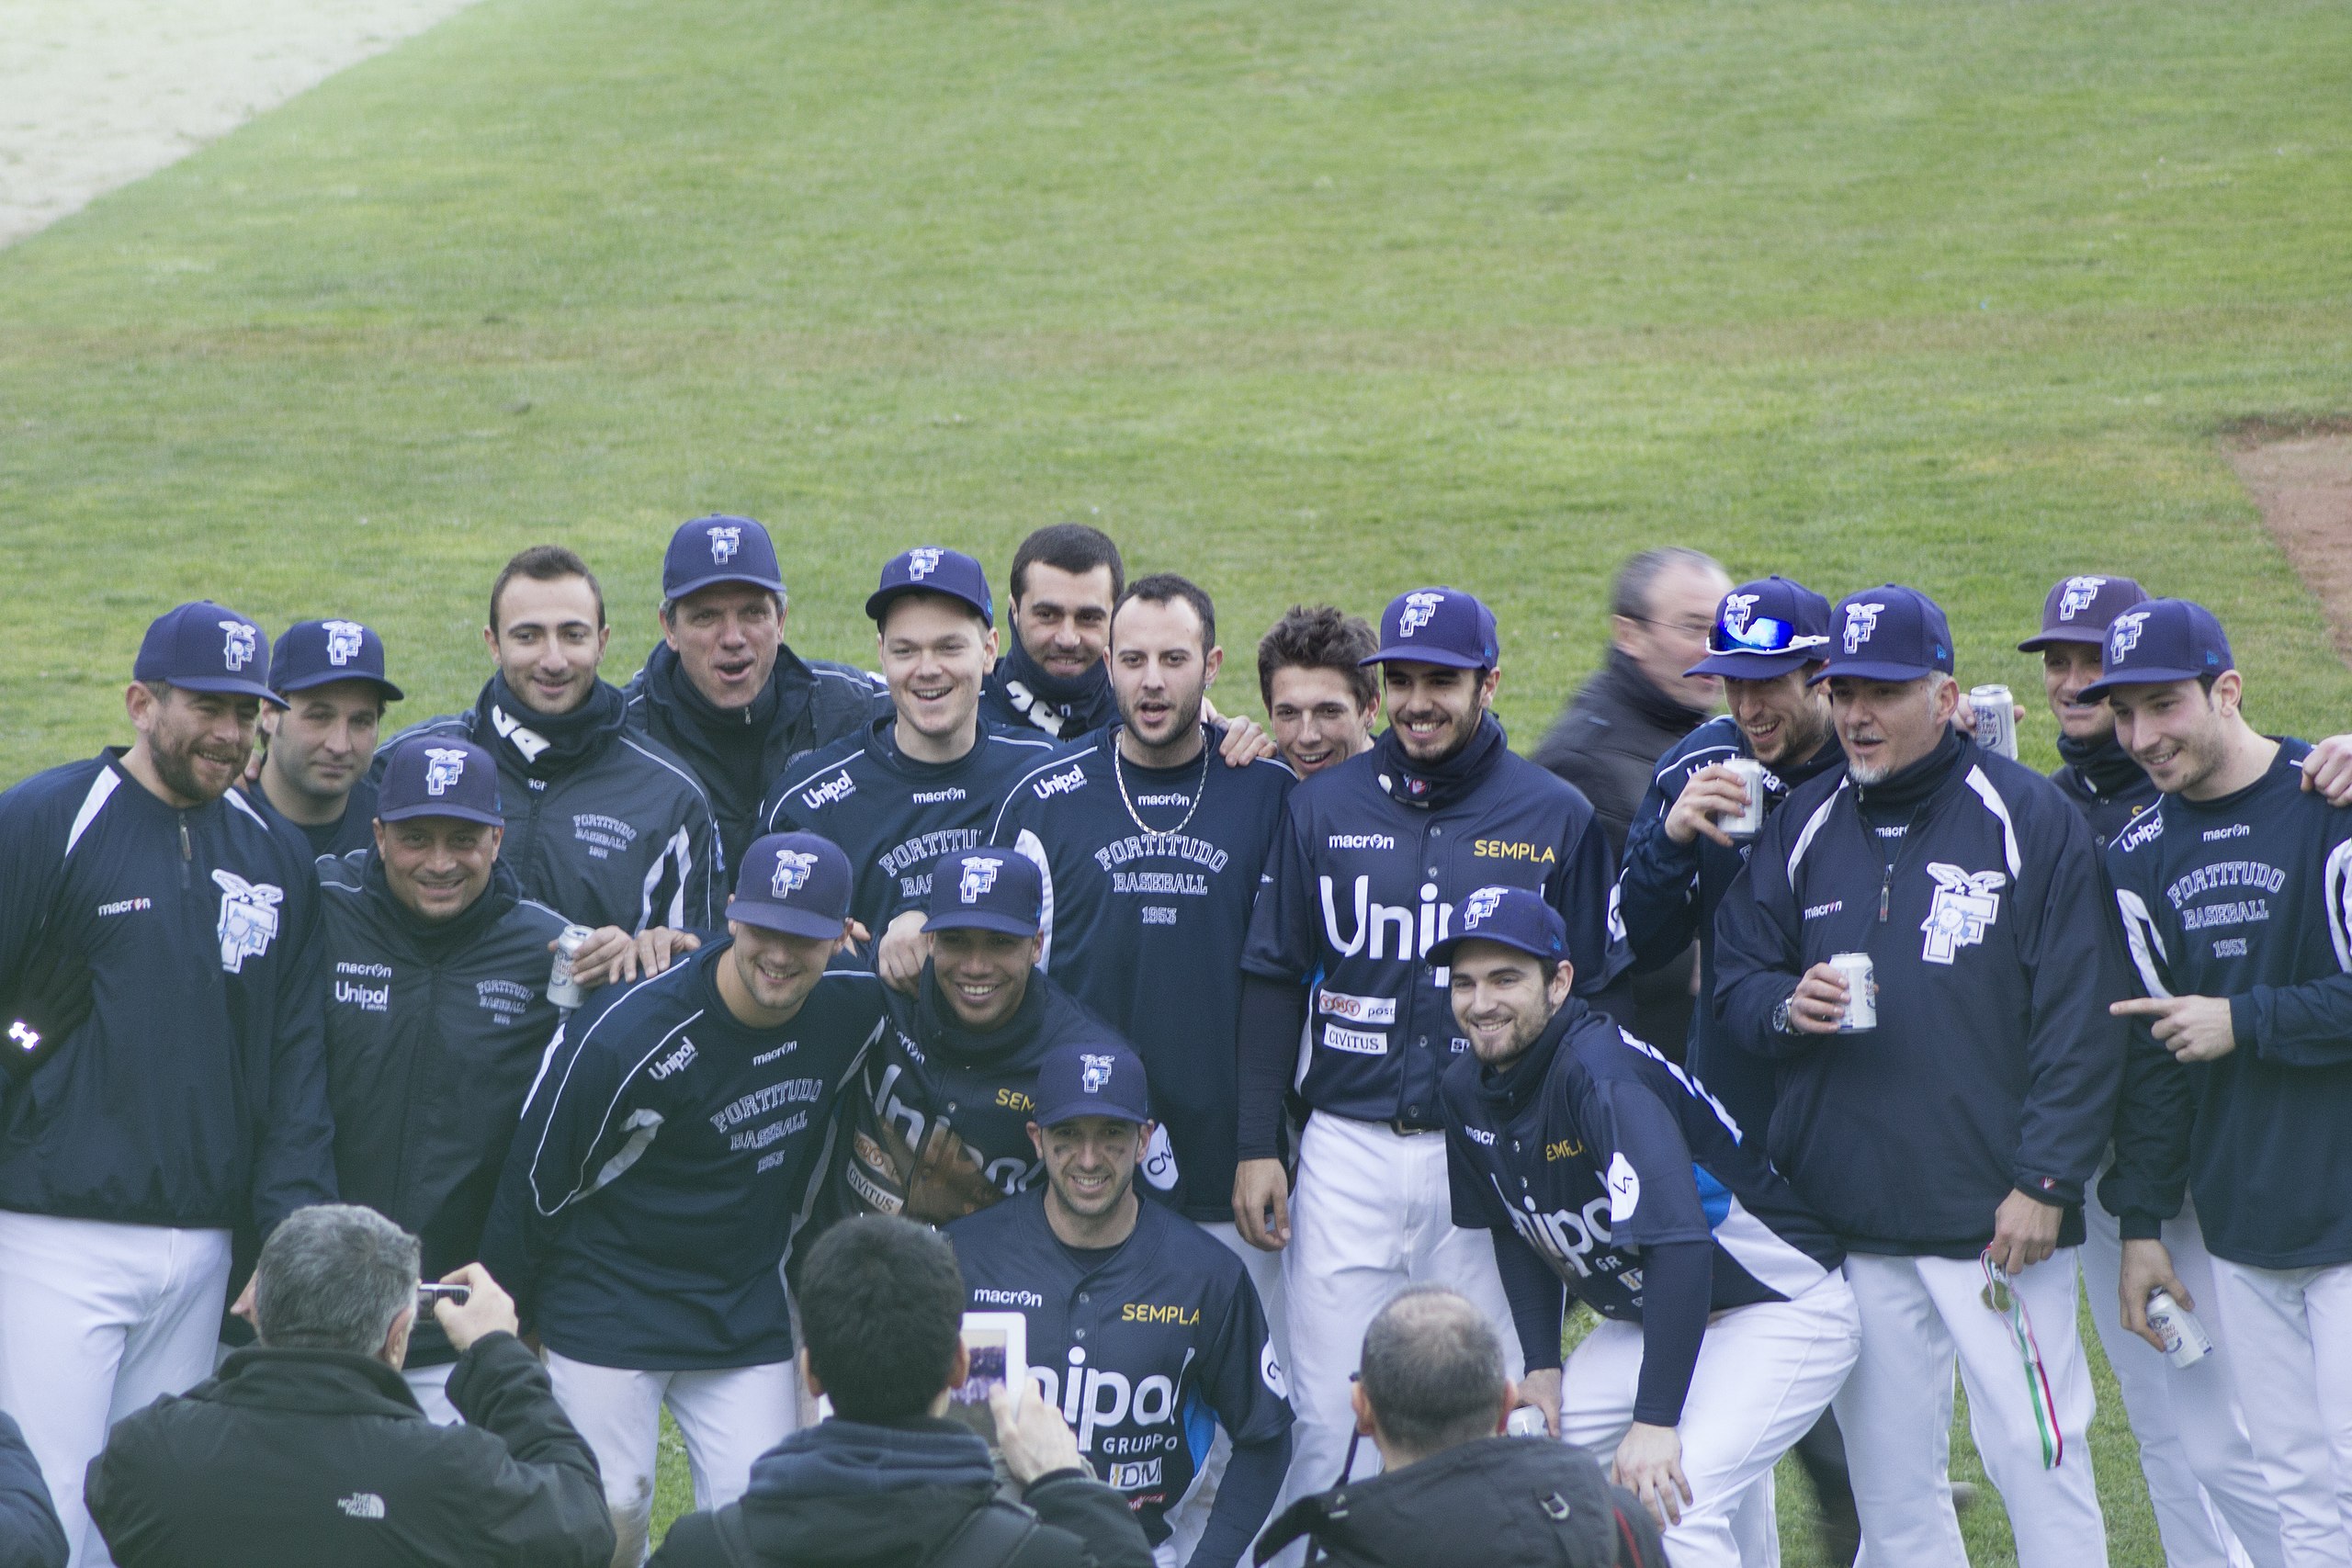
[{"xmin": 1980, "ymin": 1250, "xmax": 2063, "ymax": 1470}]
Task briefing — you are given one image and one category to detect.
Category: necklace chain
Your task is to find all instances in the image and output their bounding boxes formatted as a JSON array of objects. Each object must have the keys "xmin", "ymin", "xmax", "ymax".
[{"xmin": 1113, "ymin": 728, "xmax": 1211, "ymax": 838}]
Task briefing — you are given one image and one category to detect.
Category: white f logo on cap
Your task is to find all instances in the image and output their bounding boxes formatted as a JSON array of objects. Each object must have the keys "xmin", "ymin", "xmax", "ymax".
[
  {"xmin": 907, "ymin": 547, "xmax": 943, "ymax": 581},
  {"xmin": 2109, "ymin": 610, "xmax": 2148, "ymax": 662},
  {"xmin": 1464, "ymin": 886, "xmax": 1506, "ymax": 928},
  {"xmin": 220, "ymin": 620, "xmax": 257, "ymax": 671},
  {"xmin": 1399, "ymin": 591, "xmax": 1444, "ymax": 637},
  {"xmin": 959, "ymin": 856, "xmax": 1001, "ymax": 904},
  {"xmin": 772, "ymin": 850, "xmax": 818, "ymax": 898},
  {"xmin": 322, "ymin": 620, "xmax": 365, "ymax": 667},
  {"xmin": 709, "ymin": 525, "xmax": 741, "ymax": 564},
  {"xmin": 1721, "ymin": 593, "xmax": 1758, "ymax": 637},
  {"xmin": 1080, "ymin": 1053, "xmax": 1114, "ymax": 1094},
  {"xmin": 1841, "ymin": 603, "xmax": 1884, "ymax": 655},
  {"xmin": 2058, "ymin": 577, "xmax": 2107, "ymax": 621},
  {"xmin": 423, "ymin": 748, "xmax": 467, "ymax": 796}
]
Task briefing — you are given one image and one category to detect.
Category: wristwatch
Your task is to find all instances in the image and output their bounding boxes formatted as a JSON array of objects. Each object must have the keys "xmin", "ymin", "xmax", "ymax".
[{"xmin": 1771, "ymin": 995, "xmax": 1799, "ymax": 1035}]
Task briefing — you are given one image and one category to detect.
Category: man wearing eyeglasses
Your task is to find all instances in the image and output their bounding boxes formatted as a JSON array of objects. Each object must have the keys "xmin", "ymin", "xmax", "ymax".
[{"xmin": 1532, "ymin": 547, "xmax": 1733, "ymax": 1055}]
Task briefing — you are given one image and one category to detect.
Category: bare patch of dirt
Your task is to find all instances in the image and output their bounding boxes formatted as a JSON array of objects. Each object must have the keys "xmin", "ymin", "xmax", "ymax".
[{"xmin": 2227, "ymin": 425, "xmax": 2352, "ymax": 667}]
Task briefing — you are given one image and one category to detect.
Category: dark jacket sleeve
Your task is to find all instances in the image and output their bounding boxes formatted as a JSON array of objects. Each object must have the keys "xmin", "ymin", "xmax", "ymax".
[
  {"xmin": 2100, "ymin": 872, "xmax": 2196, "ymax": 1237},
  {"xmin": 1616, "ymin": 766, "xmax": 1704, "ymax": 974},
  {"xmin": 443, "ymin": 1333, "xmax": 616, "ymax": 1568},
  {"xmin": 1547, "ymin": 803, "xmax": 1628, "ymax": 1000},
  {"xmin": 0, "ymin": 1413, "xmax": 65, "ymax": 1568},
  {"xmin": 1710, "ymin": 818, "xmax": 1812, "ymax": 1062},
  {"xmin": 644, "ymin": 1512, "xmax": 722, "ymax": 1567},
  {"xmin": 1020, "ymin": 1471, "xmax": 1156, "ymax": 1568},
  {"xmin": 252, "ymin": 863, "xmax": 337, "ymax": 1234},
  {"xmin": 2007, "ymin": 798, "xmax": 2128, "ymax": 1207}
]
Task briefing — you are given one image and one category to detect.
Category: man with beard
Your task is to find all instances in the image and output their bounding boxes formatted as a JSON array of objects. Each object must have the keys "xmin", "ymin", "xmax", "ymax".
[
  {"xmin": 1256, "ymin": 605, "xmax": 1380, "ymax": 781},
  {"xmin": 623, "ymin": 515, "xmax": 887, "ymax": 878},
  {"xmin": 0, "ymin": 601, "xmax": 334, "ymax": 1566},
  {"xmin": 979, "ymin": 525, "xmax": 1125, "ymax": 742},
  {"xmin": 243, "ymin": 617, "xmax": 402, "ymax": 859},
  {"xmin": 830, "ymin": 847, "xmax": 1163, "ymax": 1226},
  {"xmin": 1232, "ymin": 587, "xmax": 1623, "ymax": 1505},
  {"xmin": 379, "ymin": 547, "xmax": 717, "ymax": 986},
  {"xmin": 989, "ymin": 576, "xmax": 1295, "ymax": 1321}
]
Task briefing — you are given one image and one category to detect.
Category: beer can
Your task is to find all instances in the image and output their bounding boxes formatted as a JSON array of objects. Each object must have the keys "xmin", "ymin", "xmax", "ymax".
[
  {"xmin": 2146, "ymin": 1288, "xmax": 2216, "ymax": 1369},
  {"xmin": 1505, "ymin": 1405, "xmax": 1549, "ymax": 1438},
  {"xmin": 1829, "ymin": 951, "xmax": 1876, "ymax": 1032},
  {"xmin": 1719, "ymin": 757, "xmax": 1766, "ymax": 840},
  {"xmin": 1970, "ymin": 684, "xmax": 2018, "ymax": 760},
  {"xmin": 547, "ymin": 924, "xmax": 594, "ymax": 1010}
]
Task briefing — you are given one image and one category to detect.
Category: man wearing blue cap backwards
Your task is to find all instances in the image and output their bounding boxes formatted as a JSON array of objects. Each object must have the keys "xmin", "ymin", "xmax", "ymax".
[
  {"xmin": 243, "ymin": 616, "xmax": 404, "ymax": 859},
  {"xmin": 1714, "ymin": 583, "xmax": 2127, "ymax": 1568},
  {"xmin": 624, "ymin": 515, "xmax": 887, "ymax": 878},
  {"xmin": 2095, "ymin": 600, "xmax": 2352, "ymax": 1563},
  {"xmin": 1233, "ymin": 585, "xmax": 1624, "ymax": 1507},
  {"xmin": 1434, "ymin": 885, "xmax": 1855, "ymax": 1566},
  {"xmin": 950, "ymin": 1042, "xmax": 1293, "ymax": 1568},
  {"xmin": 481, "ymin": 831, "xmax": 888, "ymax": 1565},
  {"xmin": 0, "ymin": 601, "xmax": 334, "ymax": 1566}
]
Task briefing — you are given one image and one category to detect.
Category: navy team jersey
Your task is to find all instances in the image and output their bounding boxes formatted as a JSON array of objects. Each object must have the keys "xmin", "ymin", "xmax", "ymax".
[
  {"xmin": 947, "ymin": 1190, "xmax": 1292, "ymax": 1544},
  {"xmin": 480, "ymin": 942, "xmax": 887, "ymax": 1369},
  {"xmin": 2104, "ymin": 739, "xmax": 2352, "ymax": 1269},
  {"xmin": 760, "ymin": 717, "xmax": 1059, "ymax": 934},
  {"xmin": 240, "ymin": 776, "xmax": 379, "ymax": 861},
  {"xmin": 1442, "ymin": 1000, "xmax": 1840, "ymax": 1325},
  {"xmin": 990, "ymin": 728, "xmax": 1295, "ymax": 1220},
  {"xmin": 1241, "ymin": 732, "xmax": 1623, "ymax": 1133}
]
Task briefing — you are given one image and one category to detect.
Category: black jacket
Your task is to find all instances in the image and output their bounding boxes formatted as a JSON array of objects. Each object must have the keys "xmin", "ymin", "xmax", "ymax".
[
  {"xmin": 0, "ymin": 1412, "xmax": 65, "ymax": 1568},
  {"xmin": 1253, "ymin": 1437, "xmax": 1663, "ymax": 1567},
  {"xmin": 623, "ymin": 642, "xmax": 886, "ymax": 878},
  {"xmin": 650, "ymin": 1415, "xmax": 1152, "ymax": 1568},
  {"xmin": 86, "ymin": 1333, "xmax": 612, "ymax": 1568},
  {"xmin": 317, "ymin": 851, "xmax": 572, "ymax": 1365}
]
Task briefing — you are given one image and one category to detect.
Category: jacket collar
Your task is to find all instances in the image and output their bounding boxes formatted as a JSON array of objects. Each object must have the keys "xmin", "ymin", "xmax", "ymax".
[
  {"xmin": 202, "ymin": 1347, "xmax": 425, "ymax": 1420},
  {"xmin": 1475, "ymin": 1000, "xmax": 1583, "ymax": 1120},
  {"xmin": 1600, "ymin": 646, "xmax": 1713, "ymax": 733},
  {"xmin": 358, "ymin": 852, "xmax": 522, "ymax": 954}
]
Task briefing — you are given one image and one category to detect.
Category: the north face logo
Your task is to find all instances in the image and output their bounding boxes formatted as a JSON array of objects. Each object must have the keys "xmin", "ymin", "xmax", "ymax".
[
  {"xmin": 1463, "ymin": 886, "xmax": 1506, "ymax": 928},
  {"xmin": 322, "ymin": 620, "xmax": 365, "ymax": 666},
  {"xmin": 220, "ymin": 620, "xmax": 257, "ymax": 671},
  {"xmin": 907, "ymin": 547, "xmax": 943, "ymax": 581},
  {"xmin": 1841, "ymin": 603, "xmax": 1884, "ymax": 655},
  {"xmin": 959, "ymin": 856, "xmax": 1001, "ymax": 903},
  {"xmin": 423, "ymin": 748, "xmax": 467, "ymax": 795},
  {"xmin": 212, "ymin": 869, "xmax": 284, "ymax": 974},
  {"xmin": 2057, "ymin": 577, "xmax": 2107, "ymax": 622},
  {"xmin": 335, "ymin": 1492, "xmax": 386, "ymax": 1520},
  {"xmin": 1080, "ymin": 1053, "xmax": 1114, "ymax": 1094},
  {"xmin": 709, "ymin": 525, "xmax": 741, "ymax": 563},
  {"xmin": 1398, "ymin": 592, "xmax": 1443, "ymax": 637},
  {"xmin": 2109, "ymin": 611, "xmax": 2149, "ymax": 662},
  {"xmin": 1920, "ymin": 863, "xmax": 2006, "ymax": 964},
  {"xmin": 772, "ymin": 851, "xmax": 819, "ymax": 898}
]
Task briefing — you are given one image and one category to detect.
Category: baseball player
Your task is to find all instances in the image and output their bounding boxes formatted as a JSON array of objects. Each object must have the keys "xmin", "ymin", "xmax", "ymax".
[
  {"xmin": 378, "ymin": 545, "xmax": 717, "ymax": 983},
  {"xmin": 1434, "ymin": 886, "xmax": 1858, "ymax": 1565},
  {"xmin": 622, "ymin": 515, "xmax": 887, "ymax": 878},
  {"xmin": 989, "ymin": 576, "xmax": 1295, "ymax": 1303},
  {"xmin": 243, "ymin": 617, "xmax": 402, "ymax": 858},
  {"xmin": 314, "ymin": 733, "xmax": 581, "ymax": 1424},
  {"xmin": 1255, "ymin": 605, "xmax": 1381, "ymax": 780},
  {"xmin": 831, "ymin": 845, "xmax": 1168, "ymax": 1226},
  {"xmin": 948, "ymin": 1042, "xmax": 1293, "ymax": 1568},
  {"xmin": 1713, "ymin": 584, "xmax": 2128, "ymax": 1568},
  {"xmin": 0, "ymin": 602, "xmax": 334, "ymax": 1567},
  {"xmin": 480, "ymin": 833, "xmax": 888, "ymax": 1565},
  {"xmin": 978, "ymin": 524, "xmax": 1125, "ymax": 741},
  {"xmin": 1233, "ymin": 586, "xmax": 1624, "ymax": 1505},
  {"xmin": 2095, "ymin": 601, "xmax": 2352, "ymax": 1565}
]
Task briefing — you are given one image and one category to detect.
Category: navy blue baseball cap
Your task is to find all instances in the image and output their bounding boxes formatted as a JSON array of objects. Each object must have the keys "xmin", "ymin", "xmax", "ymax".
[
  {"xmin": 2080, "ymin": 599, "xmax": 2233, "ymax": 701},
  {"xmin": 1033, "ymin": 1041, "xmax": 1152, "ymax": 1128},
  {"xmin": 376, "ymin": 735, "xmax": 503, "ymax": 826},
  {"xmin": 1363, "ymin": 587, "xmax": 1500, "ymax": 671},
  {"xmin": 1812, "ymin": 585, "xmax": 1955, "ymax": 686},
  {"xmin": 1686, "ymin": 576, "xmax": 1833, "ymax": 680},
  {"xmin": 2018, "ymin": 574, "xmax": 2149, "ymax": 652},
  {"xmin": 865, "ymin": 547, "xmax": 993, "ymax": 627},
  {"xmin": 665, "ymin": 514, "xmax": 786, "ymax": 600},
  {"xmin": 922, "ymin": 848, "xmax": 1044, "ymax": 937},
  {"xmin": 133, "ymin": 602, "xmax": 280, "ymax": 705},
  {"xmin": 268, "ymin": 618, "xmax": 403, "ymax": 702},
  {"xmin": 1430, "ymin": 886, "xmax": 1568, "ymax": 967},
  {"xmin": 729, "ymin": 832, "xmax": 855, "ymax": 939}
]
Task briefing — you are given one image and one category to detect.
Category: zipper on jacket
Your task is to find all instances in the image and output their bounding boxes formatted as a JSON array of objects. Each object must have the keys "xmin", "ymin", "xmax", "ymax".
[
  {"xmin": 178, "ymin": 815, "xmax": 192, "ymax": 889},
  {"xmin": 1878, "ymin": 863, "xmax": 1894, "ymax": 923}
]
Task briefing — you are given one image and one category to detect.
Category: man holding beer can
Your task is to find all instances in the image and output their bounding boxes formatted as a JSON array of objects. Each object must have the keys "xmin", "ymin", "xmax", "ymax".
[{"xmin": 1713, "ymin": 584, "xmax": 2129, "ymax": 1568}]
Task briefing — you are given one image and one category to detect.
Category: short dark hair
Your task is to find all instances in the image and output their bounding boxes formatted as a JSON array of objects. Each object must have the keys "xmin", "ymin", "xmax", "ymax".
[
  {"xmin": 1609, "ymin": 547, "xmax": 1724, "ymax": 622},
  {"xmin": 798, "ymin": 1217, "xmax": 967, "ymax": 1422},
  {"xmin": 1358, "ymin": 1286, "xmax": 1507, "ymax": 1458},
  {"xmin": 1010, "ymin": 525, "xmax": 1125, "ymax": 608},
  {"xmin": 1256, "ymin": 605, "xmax": 1378, "ymax": 711},
  {"xmin": 1114, "ymin": 572, "xmax": 1216, "ymax": 653},
  {"xmin": 491, "ymin": 546, "xmax": 605, "ymax": 636}
]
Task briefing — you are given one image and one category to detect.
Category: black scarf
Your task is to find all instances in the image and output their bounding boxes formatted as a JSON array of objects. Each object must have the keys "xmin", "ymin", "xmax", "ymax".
[
  {"xmin": 473, "ymin": 672, "xmax": 626, "ymax": 781},
  {"xmin": 2057, "ymin": 730, "xmax": 2147, "ymax": 799},
  {"xmin": 1854, "ymin": 726, "xmax": 1969, "ymax": 821},
  {"xmin": 1479, "ymin": 999, "xmax": 1583, "ymax": 1118},
  {"xmin": 1374, "ymin": 712, "xmax": 1510, "ymax": 812},
  {"xmin": 645, "ymin": 640, "xmax": 780, "ymax": 783},
  {"xmin": 988, "ymin": 637, "xmax": 1114, "ymax": 739}
]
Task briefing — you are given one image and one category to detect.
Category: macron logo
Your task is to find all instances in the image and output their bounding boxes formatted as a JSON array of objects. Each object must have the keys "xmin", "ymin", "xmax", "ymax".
[
  {"xmin": 1033, "ymin": 763, "xmax": 1088, "ymax": 800},
  {"xmin": 1327, "ymin": 833, "xmax": 1395, "ymax": 851},
  {"xmin": 973, "ymin": 1288, "xmax": 1043, "ymax": 1308},
  {"xmin": 801, "ymin": 770, "xmax": 856, "ymax": 811}
]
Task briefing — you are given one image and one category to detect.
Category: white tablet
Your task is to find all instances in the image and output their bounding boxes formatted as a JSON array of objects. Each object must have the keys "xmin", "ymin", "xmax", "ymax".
[{"xmin": 948, "ymin": 1310, "xmax": 1030, "ymax": 1447}]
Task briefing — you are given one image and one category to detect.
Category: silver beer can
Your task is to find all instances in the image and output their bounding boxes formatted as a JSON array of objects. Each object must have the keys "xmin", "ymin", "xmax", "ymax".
[
  {"xmin": 1505, "ymin": 1405, "xmax": 1549, "ymax": 1438},
  {"xmin": 1970, "ymin": 684, "xmax": 2018, "ymax": 760},
  {"xmin": 548, "ymin": 924, "xmax": 594, "ymax": 1010},
  {"xmin": 1829, "ymin": 951, "xmax": 1876, "ymax": 1032},
  {"xmin": 2146, "ymin": 1288, "xmax": 2216, "ymax": 1369},
  {"xmin": 1719, "ymin": 757, "xmax": 1766, "ymax": 840}
]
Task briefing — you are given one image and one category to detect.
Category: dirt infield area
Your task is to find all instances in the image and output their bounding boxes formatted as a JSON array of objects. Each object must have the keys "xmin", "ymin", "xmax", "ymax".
[{"xmin": 2229, "ymin": 420, "xmax": 2352, "ymax": 668}]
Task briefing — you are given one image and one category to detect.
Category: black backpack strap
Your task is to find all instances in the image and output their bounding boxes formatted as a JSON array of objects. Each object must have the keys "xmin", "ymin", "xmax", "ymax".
[{"xmin": 922, "ymin": 1500, "xmax": 1041, "ymax": 1568}]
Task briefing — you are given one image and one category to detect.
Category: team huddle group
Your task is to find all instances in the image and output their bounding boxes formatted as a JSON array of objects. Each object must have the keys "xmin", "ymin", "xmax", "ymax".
[{"xmin": 2, "ymin": 513, "xmax": 2349, "ymax": 1568}]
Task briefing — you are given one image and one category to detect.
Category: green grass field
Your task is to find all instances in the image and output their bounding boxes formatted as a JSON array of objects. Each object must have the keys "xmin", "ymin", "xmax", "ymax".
[{"xmin": 6, "ymin": 0, "xmax": 2348, "ymax": 1558}]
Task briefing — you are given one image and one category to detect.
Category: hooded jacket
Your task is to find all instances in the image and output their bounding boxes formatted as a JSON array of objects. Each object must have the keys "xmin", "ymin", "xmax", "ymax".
[
  {"xmin": 649, "ymin": 1416, "xmax": 1151, "ymax": 1568},
  {"xmin": 0, "ymin": 1412, "xmax": 64, "ymax": 1568}
]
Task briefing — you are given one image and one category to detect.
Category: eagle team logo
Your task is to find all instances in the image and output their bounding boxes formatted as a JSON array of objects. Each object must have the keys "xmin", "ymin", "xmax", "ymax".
[
  {"xmin": 1841, "ymin": 602, "xmax": 1884, "ymax": 655},
  {"xmin": 1920, "ymin": 863, "xmax": 2006, "ymax": 964},
  {"xmin": 1463, "ymin": 886, "xmax": 1506, "ymax": 928},
  {"xmin": 959, "ymin": 855, "xmax": 1001, "ymax": 903},
  {"xmin": 322, "ymin": 620, "xmax": 366, "ymax": 666},
  {"xmin": 907, "ymin": 547, "xmax": 944, "ymax": 581},
  {"xmin": 1720, "ymin": 592, "xmax": 1759, "ymax": 640},
  {"xmin": 771, "ymin": 850, "xmax": 819, "ymax": 898},
  {"xmin": 708, "ymin": 525, "xmax": 741, "ymax": 563},
  {"xmin": 2057, "ymin": 576, "xmax": 2108, "ymax": 622},
  {"xmin": 1398, "ymin": 591, "xmax": 1444, "ymax": 637},
  {"xmin": 422, "ymin": 748, "xmax": 468, "ymax": 795},
  {"xmin": 1080, "ymin": 1053, "xmax": 1115, "ymax": 1094},
  {"xmin": 212, "ymin": 869, "xmax": 285, "ymax": 974},
  {"xmin": 220, "ymin": 620, "xmax": 257, "ymax": 671},
  {"xmin": 2109, "ymin": 610, "xmax": 2149, "ymax": 662}
]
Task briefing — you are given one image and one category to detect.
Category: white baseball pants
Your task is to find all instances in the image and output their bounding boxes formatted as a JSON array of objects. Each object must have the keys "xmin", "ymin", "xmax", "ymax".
[
  {"xmin": 545, "ymin": 1350, "xmax": 798, "ymax": 1568},
  {"xmin": 2209, "ymin": 1258, "xmax": 2352, "ymax": 1567},
  {"xmin": 1557, "ymin": 1271, "xmax": 1859, "ymax": 1568},
  {"xmin": 2081, "ymin": 1181, "xmax": 2283, "ymax": 1568},
  {"xmin": 1202, "ymin": 1218, "xmax": 1291, "ymax": 1381},
  {"xmin": 1835, "ymin": 1249, "xmax": 2106, "ymax": 1568},
  {"xmin": 403, "ymin": 1360, "xmax": 460, "ymax": 1426},
  {"xmin": 0, "ymin": 1211, "xmax": 231, "ymax": 1568}
]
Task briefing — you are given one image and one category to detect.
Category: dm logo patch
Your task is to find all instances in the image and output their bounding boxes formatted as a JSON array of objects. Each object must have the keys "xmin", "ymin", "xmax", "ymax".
[
  {"xmin": 212, "ymin": 869, "xmax": 284, "ymax": 974},
  {"xmin": 1919, "ymin": 863, "xmax": 2006, "ymax": 964},
  {"xmin": 1398, "ymin": 591, "xmax": 1444, "ymax": 637},
  {"xmin": 1841, "ymin": 602, "xmax": 1884, "ymax": 655}
]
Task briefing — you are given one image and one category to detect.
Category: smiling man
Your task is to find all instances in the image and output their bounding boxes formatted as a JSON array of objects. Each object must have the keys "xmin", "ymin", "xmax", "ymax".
[
  {"xmin": 244, "ymin": 617, "xmax": 403, "ymax": 859},
  {"xmin": 979, "ymin": 525, "xmax": 1126, "ymax": 741},
  {"xmin": 481, "ymin": 833, "xmax": 888, "ymax": 1566},
  {"xmin": 1256, "ymin": 605, "xmax": 1381, "ymax": 780}
]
